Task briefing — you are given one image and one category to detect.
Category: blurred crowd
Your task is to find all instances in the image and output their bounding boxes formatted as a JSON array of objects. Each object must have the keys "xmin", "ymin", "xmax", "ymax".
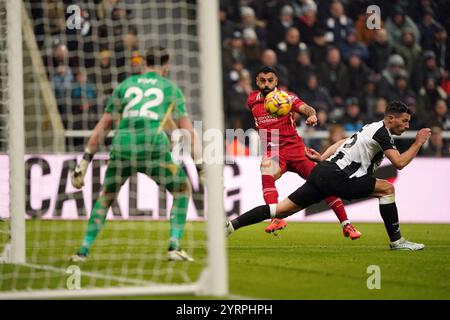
[
  {"xmin": 26, "ymin": 0, "xmax": 450, "ymax": 156},
  {"xmin": 28, "ymin": 0, "xmax": 143, "ymax": 148},
  {"xmin": 220, "ymin": 0, "xmax": 450, "ymax": 156}
]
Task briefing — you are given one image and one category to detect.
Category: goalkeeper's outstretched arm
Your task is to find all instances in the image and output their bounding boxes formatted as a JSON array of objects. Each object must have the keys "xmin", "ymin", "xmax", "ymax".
[{"xmin": 71, "ymin": 112, "xmax": 115, "ymax": 189}]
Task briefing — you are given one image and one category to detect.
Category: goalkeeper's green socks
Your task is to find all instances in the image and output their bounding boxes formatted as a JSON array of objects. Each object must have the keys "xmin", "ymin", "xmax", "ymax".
[
  {"xmin": 79, "ymin": 195, "xmax": 111, "ymax": 255},
  {"xmin": 168, "ymin": 192, "xmax": 189, "ymax": 251}
]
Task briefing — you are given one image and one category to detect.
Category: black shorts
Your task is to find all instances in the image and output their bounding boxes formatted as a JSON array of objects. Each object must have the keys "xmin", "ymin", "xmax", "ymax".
[{"xmin": 288, "ymin": 161, "xmax": 376, "ymax": 208}]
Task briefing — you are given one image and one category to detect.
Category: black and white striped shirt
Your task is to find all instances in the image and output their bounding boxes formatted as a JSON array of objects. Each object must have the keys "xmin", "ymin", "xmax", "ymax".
[{"xmin": 327, "ymin": 121, "xmax": 396, "ymax": 178}]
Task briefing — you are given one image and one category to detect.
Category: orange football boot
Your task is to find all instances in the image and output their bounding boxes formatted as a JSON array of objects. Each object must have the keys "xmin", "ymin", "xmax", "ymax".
[
  {"xmin": 264, "ymin": 218, "xmax": 287, "ymax": 235},
  {"xmin": 343, "ymin": 223, "xmax": 362, "ymax": 240}
]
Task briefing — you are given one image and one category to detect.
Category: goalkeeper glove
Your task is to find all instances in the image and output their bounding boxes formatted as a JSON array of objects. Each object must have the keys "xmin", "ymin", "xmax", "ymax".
[{"xmin": 71, "ymin": 149, "xmax": 94, "ymax": 189}]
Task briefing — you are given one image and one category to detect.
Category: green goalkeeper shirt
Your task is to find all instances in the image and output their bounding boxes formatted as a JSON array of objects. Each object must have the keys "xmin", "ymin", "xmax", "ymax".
[{"xmin": 105, "ymin": 71, "xmax": 187, "ymax": 160}]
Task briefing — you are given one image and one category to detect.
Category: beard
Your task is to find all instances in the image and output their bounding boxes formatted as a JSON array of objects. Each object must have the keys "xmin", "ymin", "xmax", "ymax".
[{"xmin": 261, "ymin": 87, "xmax": 274, "ymax": 96}]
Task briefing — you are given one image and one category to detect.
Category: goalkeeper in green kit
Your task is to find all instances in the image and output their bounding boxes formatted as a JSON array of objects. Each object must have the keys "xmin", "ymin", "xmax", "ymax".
[{"xmin": 70, "ymin": 47, "xmax": 202, "ymax": 262}]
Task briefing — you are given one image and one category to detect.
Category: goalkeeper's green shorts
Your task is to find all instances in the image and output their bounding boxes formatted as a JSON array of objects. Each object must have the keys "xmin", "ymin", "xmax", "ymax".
[{"xmin": 102, "ymin": 149, "xmax": 188, "ymax": 194}]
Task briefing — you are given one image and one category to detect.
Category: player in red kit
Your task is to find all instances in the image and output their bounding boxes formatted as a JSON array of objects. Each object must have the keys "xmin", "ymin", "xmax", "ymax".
[{"xmin": 248, "ymin": 66, "xmax": 361, "ymax": 239}]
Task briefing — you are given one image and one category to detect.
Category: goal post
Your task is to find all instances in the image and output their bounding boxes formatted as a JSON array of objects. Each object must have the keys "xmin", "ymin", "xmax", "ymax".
[
  {"xmin": 198, "ymin": 0, "xmax": 227, "ymax": 297},
  {"xmin": 5, "ymin": 0, "xmax": 26, "ymax": 265},
  {"xmin": 0, "ymin": 0, "xmax": 227, "ymax": 299}
]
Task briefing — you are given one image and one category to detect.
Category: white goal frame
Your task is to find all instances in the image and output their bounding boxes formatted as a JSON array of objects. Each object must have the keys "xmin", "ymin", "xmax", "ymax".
[{"xmin": 0, "ymin": 0, "xmax": 227, "ymax": 299}]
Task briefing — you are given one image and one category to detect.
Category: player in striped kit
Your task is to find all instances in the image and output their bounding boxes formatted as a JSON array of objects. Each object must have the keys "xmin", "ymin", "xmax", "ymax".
[
  {"xmin": 227, "ymin": 101, "xmax": 430, "ymax": 250},
  {"xmin": 247, "ymin": 66, "xmax": 361, "ymax": 239}
]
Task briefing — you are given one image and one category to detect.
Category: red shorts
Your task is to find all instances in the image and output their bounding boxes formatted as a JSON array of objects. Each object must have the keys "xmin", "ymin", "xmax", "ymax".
[{"xmin": 262, "ymin": 139, "xmax": 316, "ymax": 180}]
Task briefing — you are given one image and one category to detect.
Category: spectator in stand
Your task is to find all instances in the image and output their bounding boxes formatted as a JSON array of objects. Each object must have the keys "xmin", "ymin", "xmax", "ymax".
[
  {"xmin": 289, "ymin": 48, "xmax": 316, "ymax": 94},
  {"xmin": 115, "ymin": 26, "xmax": 140, "ymax": 81},
  {"xmin": 394, "ymin": 29, "xmax": 422, "ymax": 75},
  {"xmin": 45, "ymin": 0, "xmax": 65, "ymax": 36},
  {"xmin": 71, "ymin": 68, "xmax": 97, "ymax": 127},
  {"xmin": 441, "ymin": 70, "xmax": 450, "ymax": 96},
  {"xmin": 378, "ymin": 54, "xmax": 407, "ymax": 98},
  {"xmin": 404, "ymin": 96, "xmax": 425, "ymax": 131},
  {"xmin": 67, "ymin": 68, "xmax": 97, "ymax": 149},
  {"xmin": 417, "ymin": 78, "xmax": 448, "ymax": 118},
  {"xmin": 290, "ymin": 0, "xmax": 317, "ymax": 19},
  {"xmin": 239, "ymin": 6, "xmax": 266, "ymax": 43},
  {"xmin": 339, "ymin": 97, "xmax": 365, "ymax": 132},
  {"xmin": 422, "ymin": 126, "xmax": 450, "ymax": 157},
  {"xmin": 320, "ymin": 123, "xmax": 346, "ymax": 153},
  {"xmin": 52, "ymin": 64, "xmax": 74, "ymax": 129},
  {"xmin": 219, "ymin": 0, "xmax": 241, "ymax": 24},
  {"xmin": 431, "ymin": 24, "xmax": 450, "ymax": 73},
  {"xmin": 307, "ymin": 108, "xmax": 329, "ymax": 151},
  {"xmin": 98, "ymin": 0, "xmax": 129, "ymax": 56},
  {"xmin": 276, "ymin": 26, "xmax": 308, "ymax": 71},
  {"xmin": 220, "ymin": 4, "xmax": 237, "ymax": 43},
  {"xmin": 315, "ymin": 108, "xmax": 329, "ymax": 131},
  {"xmin": 258, "ymin": 49, "xmax": 289, "ymax": 89},
  {"xmin": 257, "ymin": 1, "xmax": 294, "ymax": 26},
  {"xmin": 223, "ymin": 57, "xmax": 246, "ymax": 96},
  {"xmin": 223, "ymin": 30, "xmax": 246, "ymax": 74},
  {"xmin": 299, "ymin": 73, "xmax": 333, "ymax": 112},
  {"xmin": 266, "ymin": 5, "xmax": 297, "ymax": 50},
  {"xmin": 385, "ymin": 70, "xmax": 417, "ymax": 104},
  {"xmin": 385, "ymin": 6, "xmax": 421, "ymax": 46},
  {"xmin": 129, "ymin": 50, "xmax": 144, "ymax": 75},
  {"xmin": 358, "ymin": 75, "xmax": 378, "ymax": 118},
  {"xmin": 323, "ymin": 0, "xmax": 353, "ymax": 45},
  {"xmin": 347, "ymin": 53, "xmax": 373, "ymax": 97},
  {"xmin": 418, "ymin": 7, "xmax": 439, "ymax": 51},
  {"xmin": 338, "ymin": 27, "xmax": 369, "ymax": 63},
  {"xmin": 368, "ymin": 28, "xmax": 394, "ymax": 75},
  {"xmin": 426, "ymin": 98, "xmax": 450, "ymax": 130},
  {"xmin": 296, "ymin": 1, "xmax": 320, "ymax": 45},
  {"xmin": 309, "ymin": 28, "xmax": 329, "ymax": 65},
  {"xmin": 95, "ymin": 49, "xmax": 118, "ymax": 103},
  {"xmin": 242, "ymin": 28, "xmax": 264, "ymax": 76},
  {"xmin": 66, "ymin": 5, "xmax": 96, "ymax": 70},
  {"xmin": 411, "ymin": 50, "xmax": 441, "ymax": 92},
  {"xmin": 45, "ymin": 42, "xmax": 78, "ymax": 71},
  {"xmin": 317, "ymin": 46, "xmax": 350, "ymax": 109},
  {"xmin": 226, "ymin": 69, "xmax": 254, "ymax": 131},
  {"xmin": 368, "ymin": 97, "xmax": 388, "ymax": 122}
]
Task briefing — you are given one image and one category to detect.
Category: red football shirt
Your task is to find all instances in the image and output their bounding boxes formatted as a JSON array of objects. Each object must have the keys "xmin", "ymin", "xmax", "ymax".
[{"xmin": 247, "ymin": 88, "xmax": 306, "ymax": 146}]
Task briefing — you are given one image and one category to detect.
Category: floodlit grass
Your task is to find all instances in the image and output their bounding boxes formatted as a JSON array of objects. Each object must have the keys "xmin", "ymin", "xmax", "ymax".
[{"xmin": 1, "ymin": 221, "xmax": 450, "ymax": 299}]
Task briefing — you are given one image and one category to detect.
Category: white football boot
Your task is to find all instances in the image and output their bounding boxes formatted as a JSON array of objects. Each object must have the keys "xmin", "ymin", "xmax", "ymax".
[
  {"xmin": 390, "ymin": 237, "xmax": 425, "ymax": 251},
  {"xmin": 167, "ymin": 250, "xmax": 194, "ymax": 262},
  {"xmin": 225, "ymin": 221, "xmax": 234, "ymax": 237}
]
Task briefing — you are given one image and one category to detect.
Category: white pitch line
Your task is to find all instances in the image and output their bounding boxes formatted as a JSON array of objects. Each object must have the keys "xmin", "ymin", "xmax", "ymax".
[{"xmin": 19, "ymin": 263, "xmax": 155, "ymax": 287}]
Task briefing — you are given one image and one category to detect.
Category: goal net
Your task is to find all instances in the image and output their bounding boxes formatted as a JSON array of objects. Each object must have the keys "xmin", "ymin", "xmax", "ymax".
[{"xmin": 0, "ymin": 0, "xmax": 226, "ymax": 299}]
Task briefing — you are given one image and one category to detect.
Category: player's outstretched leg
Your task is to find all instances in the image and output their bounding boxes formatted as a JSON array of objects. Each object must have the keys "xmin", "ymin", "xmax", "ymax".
[
  {"xmin": 227, "ymin": 198, "xmax": 303, "ymax": 237},
  {"xmin": 70, "ymin": 190, "xmax": 115, "ymax": 262},
  {"xmin": 324, "ymin": 196, "xmax": 361, "ymax": 240}
]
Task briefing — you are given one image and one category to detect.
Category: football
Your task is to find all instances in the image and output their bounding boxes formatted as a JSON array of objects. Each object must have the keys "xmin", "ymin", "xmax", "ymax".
[{"xmin": 264, "ymin": 90, "xmax": 292, "ymax": 117}]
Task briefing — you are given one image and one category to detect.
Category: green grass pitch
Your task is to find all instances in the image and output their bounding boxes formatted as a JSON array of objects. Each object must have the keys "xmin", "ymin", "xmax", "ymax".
[{"xmin": 1, "ymin": 220, "xmax": 449, "ymax": 299}]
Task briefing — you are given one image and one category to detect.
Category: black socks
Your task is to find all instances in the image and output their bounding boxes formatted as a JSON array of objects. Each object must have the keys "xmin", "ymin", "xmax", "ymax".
[
  {"xmin": 231, "ymin": 205, "xmax": 271, "ymax": 230},
  {"xmin": 379, "ymin": 203, "xmax": 402, "ymax": 242}
]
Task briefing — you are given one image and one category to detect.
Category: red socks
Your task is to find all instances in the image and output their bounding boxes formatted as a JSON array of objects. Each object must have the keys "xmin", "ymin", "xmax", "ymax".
[
  {"xmin": 325, "ymin": 196, "xmax": 348, "ymax": 223},
  {"xmin": 262, "ymin": 175, "xmax": 278, "ymax": 204}
]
